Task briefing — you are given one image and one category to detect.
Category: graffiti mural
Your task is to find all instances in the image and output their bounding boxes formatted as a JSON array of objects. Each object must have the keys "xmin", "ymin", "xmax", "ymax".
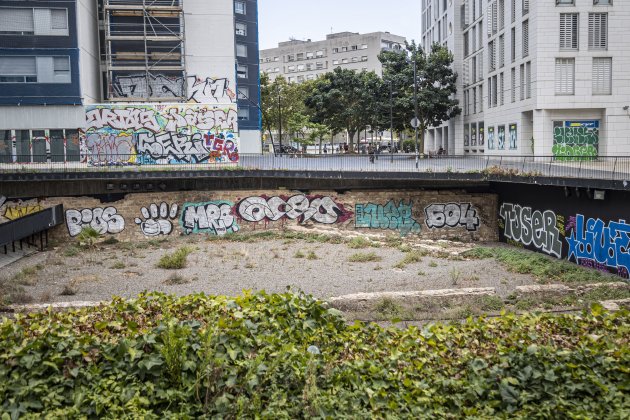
[
  {"xmin": 509, "ymin": 123, "xmax": 517, "ymax": 150},
  {"xmin": 552, "ymin": 120, "xmax": 599, "ymax": 161},
  {"xmin": 488, "ymin": 127, "xmax": 495, "ymax": 150},
  {"xmin": 499, "ymin": 203, "xmax": 563, "ymax": 258},
  {"xmin": 84, "ymin": 104, "xmax": 239, "ymax": 165},
  {"xmin": 424, "ymin": 203, "xmax": 480, "ymax": 231},
  {"xmin": 497, "ymin": 125, "xmax": 505, "ymax": 150},
  {"xmin": 135, "ymin": 203, "xmax": 179, "ymax": 236},
  {"xmin": 66, "ymin": 207, "xmax": 125, "ymax": 237},
  {"xmin": 238, "ymin": 195, "xmax": 353, "ymax": 225},
  {"xmin": 566, "ymin": 215, "xmax": 630, "ymax": 278},
  {"xmin": 355, "ymin": 200, "xmax": 421, "ymax": 236},
  {"xmin": 180, "ymin": 201, "xmax": 239, "ymax": 235},
  {"xmin": 0, "ymin": 197, "xmax": 44, "ymax": 222},
  {"xmin": 111, "ymin": 74, "xmax": 236, "ymax": 104}
]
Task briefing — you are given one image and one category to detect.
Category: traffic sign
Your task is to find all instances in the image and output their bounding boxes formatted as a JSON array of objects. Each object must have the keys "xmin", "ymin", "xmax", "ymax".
[{"xmin": 410, "ymin": 118, "xmax": 420, "ymax": 128}]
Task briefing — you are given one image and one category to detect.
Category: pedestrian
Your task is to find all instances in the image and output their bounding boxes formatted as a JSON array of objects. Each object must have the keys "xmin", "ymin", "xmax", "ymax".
[
  {"xmin": 368, "ymin": 144, "xmax": 375, "ymax": 163},
  {"xmin": 323, "ymin": 145, "xmax": 328, "ymax": 154}
]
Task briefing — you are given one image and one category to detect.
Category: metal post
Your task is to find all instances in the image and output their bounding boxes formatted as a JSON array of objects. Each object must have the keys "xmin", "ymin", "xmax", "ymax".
[
  {"xmin": 390, "ymin": 81, "xmax": 394, "ymax": 164},
  {"xmin": 413, "ymin": 59, "xmax": 419, "ymax": 169},
  {"xmin": 277, "ymin": 86, "xmax": 283, "ymax": 154}
]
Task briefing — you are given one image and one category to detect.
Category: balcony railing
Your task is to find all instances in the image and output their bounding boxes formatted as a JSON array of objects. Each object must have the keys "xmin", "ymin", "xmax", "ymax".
[{"xmin": 0, "ymin": 154, "xmax": 629, "ymax": 182}]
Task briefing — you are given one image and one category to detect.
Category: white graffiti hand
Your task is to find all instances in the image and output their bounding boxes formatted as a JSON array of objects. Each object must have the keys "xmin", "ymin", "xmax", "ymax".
[{"xmin": 135, "ymin": 202, "xmax": 179, "ymax": 236}]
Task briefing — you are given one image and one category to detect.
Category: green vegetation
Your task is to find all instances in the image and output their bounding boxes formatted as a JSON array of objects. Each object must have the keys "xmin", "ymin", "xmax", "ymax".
[
  {"xmin": 428, "ymin": 261, "xmax": 438, "ymax": 268},
  {"xmin": 110, "ymin": 261, "xmax": 126, "ymax": 270},
  {"xmin": 76, "ymin": 227, "xmax": 102, "ymax": 249},
  {"xmin": 393, "ymin": 249, "xmax": 427, "ymax": 269},
  {"xmin": 347, "ymin": 236, "xmax": 376, "ymax": 249},
  {"xmin": 63, "ymin": 245, "xmax": 80, "ymax": 257},
  {"xmin": 163, "ymin": 274, "xmax": 190, "ymax": 286},
  {"xmin": 294, "ymin": 250, "xmax": 305, "ymax": 259},
  {"xmin": 0, "ymin": 292, "xmax": 628, "ymax": 418},
  {"xmin": 306, "ymin": 251, "xmax": 319, "ymax": 260},
  {"xmin": 463, "ymin": 247, "xmax": 615, "ymax": 284},
  {"xmin": 156, "ymin": 247, "xmax": 194, "ymax": 270},
  {"xmin": 348, "ymin": 252, "xmax": 382, "ymax": 263}
]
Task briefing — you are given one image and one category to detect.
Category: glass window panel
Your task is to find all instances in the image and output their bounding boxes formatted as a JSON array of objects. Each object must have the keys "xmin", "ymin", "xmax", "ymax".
[{"xmin": 49, "ymin": 129, "xmax": 65, "ymax": 162}]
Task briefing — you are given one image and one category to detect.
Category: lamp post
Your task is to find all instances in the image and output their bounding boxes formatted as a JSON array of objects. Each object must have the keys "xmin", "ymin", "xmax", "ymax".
[
  {"xmin": 277, "ymin": 84, "xmax": 283, "ymax": 155},
  {"xmin": 389, "ymin": 81, "xmax": 394, "ymax": 163},
  {"xmin": 413, "ymin": 58, "xmax": 419, "ymax": 169}
]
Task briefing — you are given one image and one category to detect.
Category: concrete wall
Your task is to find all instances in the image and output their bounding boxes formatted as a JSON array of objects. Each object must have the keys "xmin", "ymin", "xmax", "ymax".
[{"xmin": 0, "ymin": 190, "xmax": 499, "ymax": 243}]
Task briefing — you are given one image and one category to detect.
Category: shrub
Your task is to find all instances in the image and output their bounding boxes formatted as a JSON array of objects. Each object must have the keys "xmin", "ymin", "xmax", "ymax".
[
  {"xmin": 348, "ymin": 252, "xmax": 382, "ymax": 263},
  {"xmin": 0, "ymin": 293, "xmax": 627, "ymax": 418},
  {"xmin": 157, "ymin": 247, "xmax": 194, "ymax": 269}
]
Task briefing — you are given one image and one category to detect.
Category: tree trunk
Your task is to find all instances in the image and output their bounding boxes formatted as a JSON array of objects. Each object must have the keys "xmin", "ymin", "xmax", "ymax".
[{"xmin": 347, "ymin": 129, "xmax": 356, "ymax": 151}]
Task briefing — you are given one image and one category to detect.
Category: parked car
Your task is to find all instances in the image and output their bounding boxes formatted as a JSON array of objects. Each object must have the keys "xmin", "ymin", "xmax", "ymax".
[{"xmin": 273, "ymin": 144, "xmax": 302, "ymax": 155}]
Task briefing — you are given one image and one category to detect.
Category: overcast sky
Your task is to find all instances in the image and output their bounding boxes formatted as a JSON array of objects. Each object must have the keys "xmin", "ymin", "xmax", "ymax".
[{"xmin": 258, "ymin": 0, "xmax": 422, "ymax": 50}]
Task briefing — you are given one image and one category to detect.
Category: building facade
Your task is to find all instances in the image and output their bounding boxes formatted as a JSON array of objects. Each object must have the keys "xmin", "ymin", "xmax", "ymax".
[
  {"xmin": 422, "ymin": 0, "xmax": 630, "ymax": 158},
  {"xmin": 260, "ymin": 31, "xmax": 406, "ymax": 83},
  {"xmin": 0, "ymin": 0, "xmax": 261, "ymax": 165}
]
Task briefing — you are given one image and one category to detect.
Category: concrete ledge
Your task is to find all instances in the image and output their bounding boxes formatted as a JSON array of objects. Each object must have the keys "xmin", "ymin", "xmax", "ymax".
[
  {"xmin": 2, "ymin": 301, "xmax": 103, "ymax": 314},
  {"xmin": 515, "ymin": 282, "xmax": 629, "ymax": 298}
]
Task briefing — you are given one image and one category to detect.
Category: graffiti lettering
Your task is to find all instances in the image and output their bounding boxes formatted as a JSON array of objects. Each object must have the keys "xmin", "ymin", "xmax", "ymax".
[
  {"xmin": 187, "ymin": 76, "xmax": 236, "ymax": 104},
  {"xmin": 566, "ymin": 214, "xmax": 630, "ymax": 278},
  {"xmin": 238, "ymin": 195, "xmax": 353, "ymax": 225},
  {"xmin": 66, "ymin": 207, "xmax": 125, "ymax": 237},
  {"xmin": 86, "ymin": 107, "xmax": 161, "ymax": 133},
  {"xmin": 499, "ymin": 203, "xmax": 562, "ymax": 258},
  {"xmin": 0, "ymin": 197, "xmax": 44, "ymax": 221},
  {"xmin": 135, "ymin": 203, "xmax": 179, "ymax": 236},
  {"xmin": 180, "ymin": 201, "xmax": 239, "ymax": 235},
  {"xmin": 553, "ymin": 121, "xmax": 599, "ymax": 161},
  {"xmin": 355, "ymin": 200, "xmax": 421, "ymax": 236},
  {"xmin": 137, "ymin": 131, "xmax": 238, "ymax": 164},
  {"xmin": 85, "ymin": 133, "xmax": 136, "ymax": 165},
  {"xmin": 425, "ymin": 203, "xmax": 480, "ymax": 231}
]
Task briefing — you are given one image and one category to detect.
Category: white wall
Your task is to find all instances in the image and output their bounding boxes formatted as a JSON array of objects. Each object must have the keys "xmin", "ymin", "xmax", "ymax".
[{"xmin": 77, "ymin": 0, "xmax": 100, "ymax": 104}]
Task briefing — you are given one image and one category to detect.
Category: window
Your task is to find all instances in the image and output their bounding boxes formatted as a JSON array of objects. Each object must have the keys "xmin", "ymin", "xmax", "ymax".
[
  {"xmin": 235, "ymin": 1, "xmax": 246, "ymax": 14},
  {"xmin": 332, "ymin": 48, "xmax": 339, "ymax": 53},
  {"xmin": 333, "ymin": 60, "xmax": 339, "ymax": 65},
  {"xmin": 341, "ymin": 58, "xmax": 348, "ymax": 64},
  {"xmin": 297, "ymin": 76, "xmax": 304, "ymax": 82},
  {"xmin": 588, "ymin": 13, "xmax": 608, "ymax": 50},
  {"xmin": 361, "ymin": 44, "xmax": 368, "ymax": 49},
  {"xmin": 511, "ymin": 27, "xmax": 516, "ymax": 62},
  {"xmin": 492, "ymin": 2, "xmax": 498, "ymax": 34},
  {"xmin": 273, "ymin": 56, "xmax": 279, "ymax": 62},
  {"xmin": 511, "ymin": 67, "xmax": 516, "ymax": 102},
  {"xmin": 488, "ymin": 41, "xmax": 495, "ymax": 71},
  {"xmin": 556, "ymin": 0, "xmax": 575, "ymax": 4},
  {"xmin": 594, "ymin": 0, "xmax": 612, "ymax": 4},
  {"xmin": 296, "ymin": 53, "xmax": 304, "ymax": 60},
  {"xmin": 492, "ymin": 75, "xmax": 498, "ymax": 107},
  {"xmin": 487, "ymin": 77, "xmax": 492, "ymax": 108},
  {"xmin": 499, "ymin": 0, "xmax": 505, "ymax": 30},
  {"xmin": 560, "ymin": 13, "xmax": 579, "ymax": 50},
  {"xmin": 53, "ymin": 56, "xmax": 70, "ymax": 78},
  {"xmin": 473, "ymin": 88, "xmax": 477, "ymax": 114},
  {"xmin": 0, "ymin": 8, "xmax": 34, "ymax": 34},
  {"xmin": 523, "ymin": 0, "xmax": 529, "ymax": 14},
  {"xmin": 555, "ymin": 58, "xmax": 575, "ymax": 95},
  {"xmin": 0, "ymin": 57, "xmax": 37, "ymax": 83},
  {"xmin": 479, "ymin": 85, "xmax": 483, "ymax": 112},
  {"xmin": 351, "ymin": 45, "xmax": 358, "ymax": 50},
  {"xmin": 287, "ymin": 65, "xmax": 295, "ymax": 72},
  {"xmin": 307, "ymin": 74, "xmax": 315, "ymax": 80},
  {"xmin": 499, "ymin": 35, "xmax": 505, "ymax": 67},
  {"xmin": 273, "ymin": 67, "xmax": 280, "ymax": 73},
  {"xmin": 341, "ymin": 46, "xmax": 347, "ymax": 52},
  {"xmin": 520, "ymin": 64, "xmax": 525, "ymax": 100},
  {"xmin": 351, "ymin": 57, "xmax": 358, "ymax": 62},
  {"xmin": 361, "ymin": 56, "xmax": 368, "ymax": 62},
  {"xmin": 500, "ymin": 72, "xmax": 504, "ymax": 105},
  {"xmin": 522, "ymin": 20, "xmax": 529, "ymax": 57},
  {"xmin": 237, "ymin": 64, "xmax": 248, "ymax": 78},
  {"xmin": 237, "ymin": 107, "xmax": 249, "ymax": 120},
  {"xmin": 316, "ymin": 62, "xmax": 324, "ymax": 69},
  {"xmin": 50, "ymin": 9, "xmax": 68, "ymax": 30},
  {"xmin": 592, "ymin": 57, "xmax": 612, "ymax": 95},
  {"xmin": 511, "ymin": 0, "xmax": 516, "ymax": 23},
  {"xmin": 235, "ymin": 22, "xmax": 247, "ymax": 36},
  {"xmin": 526, "ymin": 62, "xmax": 531, "ymax": 99},
  {"xmin": 306, "ymin": 52, "xmax": 314, "ymax": 59},
  {"xmin": 297, "ymin": 64, "xmax": 305, "ymax": 71},
  {"xmin": 236, "ymin": 44, "xmax": 247, "ymax": 57},
  {"xmin": 464, "ymin": 32, "xmax": 469, "ymax": 56},
  {"xmin": 316, "ymin": 50, "xmax": 324, "ymax": 57},
  {"xmin": 306, "ymin": 64, "xmax": 313, "ymax": 71},
  {"xmin": 237, "ymin": 86, "xmax": 249, "ymax": 100}
]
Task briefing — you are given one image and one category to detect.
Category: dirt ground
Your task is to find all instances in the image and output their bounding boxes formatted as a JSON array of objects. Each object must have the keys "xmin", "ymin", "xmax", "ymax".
[{"xmin": 0, "ymin": 231, "xmax": 543, "ymax": 305}]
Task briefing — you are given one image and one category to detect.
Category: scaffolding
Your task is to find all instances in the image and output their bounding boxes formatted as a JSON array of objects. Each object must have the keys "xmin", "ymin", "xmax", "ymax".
[{"xmin": 102, "ymin": 0, "xmax": 186, "ymax": 101}]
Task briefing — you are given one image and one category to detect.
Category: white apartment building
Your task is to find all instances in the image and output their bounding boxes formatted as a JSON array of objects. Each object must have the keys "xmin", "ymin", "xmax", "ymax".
[
  {"xmin": 422, "ymin": 0, "xmax": 630, "ymax": 158},
  {"xmin": 260, "ymin": 31, "xmax": 406, "ymax": 83}
]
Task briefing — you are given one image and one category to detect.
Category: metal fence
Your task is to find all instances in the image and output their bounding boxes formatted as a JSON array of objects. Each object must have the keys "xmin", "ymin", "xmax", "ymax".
[{"xmin": 1, "ymin": 153, "xmax": 629, "ymax": 181}]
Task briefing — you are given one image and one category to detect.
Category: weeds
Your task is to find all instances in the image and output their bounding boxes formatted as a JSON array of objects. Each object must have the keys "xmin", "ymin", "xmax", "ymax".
[
  {"xmin": 60, "ymin": 284, "xmax": 77, "ymax": 296},
  {"xmin": 110, "ymin": 261, "xmax": 126, "ymax": 269},
  {"xmin": 294, "ymin": 250, "xmax": 305, "ymax": 259},
  {"xmin": 393, "ymin": 250, "xmax": 427, "ymax": 269},
  {"xmin": 479, "ymin": 295, "xmax": 504, "ymax": 311},
  {"xmin": 428, "ymin": 261, "xmax": 438, "ymax": 268},
  {"xmin": 347, "ymin": 237, "xmax": 376, "ymax": 249},
  {"xmin": 449, "ymin": 268, "xmax": 462, "ymax": 285},
  {"xmin": 157, "ymin": 247, "xmax": 194, "ymax": 270},
  {"xmin": 163, "ymin": 274, "xmax": 190, "ymax": 285},
  {"xmin": 63, "ymin": 246, "xmax": 80, "ymax": 257},
  {"xmin": 76, "ymin": 227, "xmax": 102, "ymax": 249},
  {"xmin": 348, "ymin": 252, "xmax": 382, "ymax": 263},
  {"xmin": 374, "ymin": 298, "xmax": 407, "ymax": 320},
  {"xmin": 306, "ymin": 251, "xmax": 319, "ymax": 260}
]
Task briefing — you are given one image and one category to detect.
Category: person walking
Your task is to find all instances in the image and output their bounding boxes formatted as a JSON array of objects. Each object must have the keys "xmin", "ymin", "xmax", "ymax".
[
  {"xmin": 323, "ymin": 145, "xmax": 328, "ymax": 154},
  {"xmin": 368, "ymin": 144, "xmax": 375, "ymax": 163}
]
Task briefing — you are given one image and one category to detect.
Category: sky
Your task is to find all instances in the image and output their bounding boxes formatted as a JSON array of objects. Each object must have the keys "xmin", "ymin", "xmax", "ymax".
[{"xmin": 258, "ymin": 0, "xmax": 422, "ymax": 50}]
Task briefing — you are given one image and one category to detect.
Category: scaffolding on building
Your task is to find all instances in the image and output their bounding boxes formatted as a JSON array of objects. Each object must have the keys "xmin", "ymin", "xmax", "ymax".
[{"xmin": 101, "ymin": 0, "xmax": 186, "ymax": 101}]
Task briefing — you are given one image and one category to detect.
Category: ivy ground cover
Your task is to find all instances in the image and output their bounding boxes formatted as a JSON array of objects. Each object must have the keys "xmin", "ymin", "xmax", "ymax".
[{"xmin": 1, "ymin": 292, "xmax": 629, "ymax": 419}]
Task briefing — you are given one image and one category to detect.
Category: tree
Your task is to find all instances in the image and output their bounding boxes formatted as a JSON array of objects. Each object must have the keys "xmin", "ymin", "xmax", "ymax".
[
  {"xmin": 379, "ymin": 42, "xmax": 461, "ymax": 153},
  {"xmin": 304, "ymin": 68, "xmax": 383, "ymax": 150}
]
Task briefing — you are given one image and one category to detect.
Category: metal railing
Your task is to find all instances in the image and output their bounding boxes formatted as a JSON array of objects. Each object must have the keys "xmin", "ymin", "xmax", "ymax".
[{"xmin": 0, "ymin": 154, "xmax": 629, "ymax": 181}]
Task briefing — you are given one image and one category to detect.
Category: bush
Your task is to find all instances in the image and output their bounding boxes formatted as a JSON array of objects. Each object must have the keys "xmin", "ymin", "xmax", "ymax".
[
  {"xmin": 348, "ymin": 252, "xmax": 382, "ymax": 263},
  {"xmin": 157, "ymin": 246, "xmax": 193, "ymax": 269},
  {"xmin": 0, "ymin": 293, "xmax": 628, "ymax": 418}
]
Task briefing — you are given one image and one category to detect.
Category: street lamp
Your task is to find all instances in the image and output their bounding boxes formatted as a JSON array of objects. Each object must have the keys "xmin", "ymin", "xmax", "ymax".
[{"xmin": 277, "ymin": 84, "xmax": 283, "ymax": 155}]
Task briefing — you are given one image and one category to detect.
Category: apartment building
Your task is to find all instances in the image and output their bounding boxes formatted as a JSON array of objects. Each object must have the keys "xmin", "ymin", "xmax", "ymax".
[
  {"xmin": 422, "ymin": 0, "xmax": 630, "ymax": 158},
  {"xmin": 259, "ymin": 31, "xmax": 406, "ymax": 83},
  {"xmin": 0, "ymin": 0, "xmax": 261, "ymax": 165}
]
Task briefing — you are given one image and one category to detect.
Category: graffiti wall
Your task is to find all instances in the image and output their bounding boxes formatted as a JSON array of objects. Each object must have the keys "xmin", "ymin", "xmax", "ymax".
[
  {"xmin": 0, "ymin": 196, "xmax": 46, "ymax": 223},
  {"xmin": 111, "ymin": 74, "xmax": 236, "ymax": 104},
  {"xmin": 552, "ymin": 120, "xmax": 599, "ymax": 161},
  {"xmin": 41, "ymin": 190, "xmax": 498, "ymax": 242},
  {"xmin": 495, "ymin": 183, "xmax": 630, "ymax": 279},
  {"xmin": 83, "ymin": 104, "xmax": 239, "ymax": 165}
]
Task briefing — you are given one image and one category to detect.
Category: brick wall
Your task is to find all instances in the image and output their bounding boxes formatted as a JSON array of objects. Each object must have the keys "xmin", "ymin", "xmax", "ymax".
[{"xmin": 12, "ymin": 189, "xmax": 498, "ymax": 242}]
